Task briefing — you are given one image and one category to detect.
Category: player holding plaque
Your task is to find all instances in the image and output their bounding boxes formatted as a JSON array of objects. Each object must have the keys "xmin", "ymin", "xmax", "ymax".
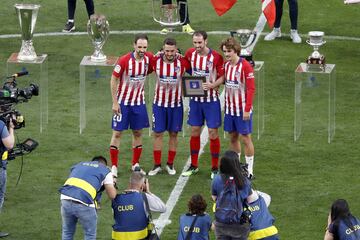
[
  {"xmin": 109, "ymin": 34, "xmax": 154, "ymax": 178},
  {"xmin": 182, "ymin": 31, "xmax": 224, "ymax": 179},
  {"xmin": 220, "ymin": 37, "xmax": 256, "ymax": 179},
  {"xmin": 147, "ymin": 38, "xmax": 190, "ymax": 176}
]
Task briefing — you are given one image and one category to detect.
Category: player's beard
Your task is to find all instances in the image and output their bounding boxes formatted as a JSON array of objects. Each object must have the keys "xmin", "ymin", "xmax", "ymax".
[
  {"xmin": 137, "ymin": 51, "xmax": 145, "ymax": 59},
  {"xmin": 165, "ymin": 54, "xmax": 175, "ymax": 62}
]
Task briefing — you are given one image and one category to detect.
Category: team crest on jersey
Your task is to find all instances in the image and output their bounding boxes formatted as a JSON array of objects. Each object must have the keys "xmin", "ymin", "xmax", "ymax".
[
  {"xmin": 114, "ymin": 64, "xmax": 121, "ymax": 73},
  {"xmin": 174, "ymin": 66, "xmax": 180, "ymax": 73},
  {"xmin": 206, "ymin": 61, "xmax": 213, "ymax": 69},
  {"xmin": 144, "ymin": 63, "xmax": 149, "ymax": 73},
  {"xmin": 235, "ymin": 70, "xmax": 241, "ymax": 78}
]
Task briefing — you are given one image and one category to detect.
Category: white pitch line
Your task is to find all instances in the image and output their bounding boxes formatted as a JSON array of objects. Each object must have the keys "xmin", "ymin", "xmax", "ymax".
[
  {"xmin": 1, "ymin": 31, "xmax": 360, "ymax": 41},
  {"xmin": 156, "ymin": 15, "xmax": 268, "ymax": 236}
]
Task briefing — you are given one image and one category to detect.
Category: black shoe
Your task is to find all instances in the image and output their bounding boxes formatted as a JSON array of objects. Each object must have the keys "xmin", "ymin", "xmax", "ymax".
[
  {"xmin": 0, "ymin": 232, "xmax": 9, "ymax": 238},
  {"xmin": 248, "ymin": 174, "xmax": 255, "ymax": 180},
  {"xmin": 182, "ymin": 165, "xmax": 199, "ymax": 177},
  {"xmin": 62, "ymin": 21, "xmax": 75, "ymax": 32},
  {"xmin": 211, "ymin": 168, "xmax": 218, "ymax": 179}
]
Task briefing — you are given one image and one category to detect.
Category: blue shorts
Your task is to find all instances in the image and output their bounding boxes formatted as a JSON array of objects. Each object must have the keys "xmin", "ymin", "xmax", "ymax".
[
  {"xmin": 111, "ymin": 103, "xmax": 149, "ymax": 131},
  {"xmin": 224, "ymin": 112, "xmax": 252, "ymax": 135},
  {"xmin": 187, "ymin": 100, "xmax": 222, "ymax": 129},
  {"xmin": 152, "ymin": 104, "xmax": 183, "ymax": 133}
]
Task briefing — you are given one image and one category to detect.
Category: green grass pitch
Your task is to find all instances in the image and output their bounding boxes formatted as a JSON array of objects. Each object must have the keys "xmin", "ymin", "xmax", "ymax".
[{"xmin": 0, "ymin": 0, "xmax": 359, "ymax": 239}]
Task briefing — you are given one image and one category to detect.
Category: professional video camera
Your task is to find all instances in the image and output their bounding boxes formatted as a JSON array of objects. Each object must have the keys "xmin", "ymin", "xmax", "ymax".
[{"xmin": 0, "ymin": 71, "xmax": 39, "ymax": 160}]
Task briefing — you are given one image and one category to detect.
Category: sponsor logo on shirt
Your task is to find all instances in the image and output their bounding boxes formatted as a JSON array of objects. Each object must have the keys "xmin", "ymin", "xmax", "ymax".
[
  {"xmin": 193, "ymin": 69, "xmax": 210, "ymax": 77},
  {"xmin": 129, "ymin": 75, "xmax": 146, "ymax": 82},
  {"xmin": 225, "ymin": 80, "xmax": 240, "ymax": 89},
  {"xmin": 159, "ymin": 76, "xmax": 177, "ymax": 84},
  {"xmin": 247, "ymin": 72, "xmax": 254, "ymax": 79},
  {"xmin": 114, "ymin": 64, "xmax": 121, "ymax": 73}
]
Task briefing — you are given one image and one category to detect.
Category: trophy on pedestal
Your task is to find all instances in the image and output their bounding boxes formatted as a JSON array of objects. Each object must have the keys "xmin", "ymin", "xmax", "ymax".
[
  {"xmin": 230, "ymin": 29, "xmax": 257, "ymax": 66},
  {"xmin": 87, "ymin": 14, "xmax": 109, "ymax": 62},
  {"xmin": 152, "ymin": 0, "xmax": 187, "ymax": 29},
  {"xmin": 306, "ymin": 31, "xmax": 326, "ymax": 70},
  {"xmin": 15, "ymin": 4, "xmax": 40, "ymax": 62}
]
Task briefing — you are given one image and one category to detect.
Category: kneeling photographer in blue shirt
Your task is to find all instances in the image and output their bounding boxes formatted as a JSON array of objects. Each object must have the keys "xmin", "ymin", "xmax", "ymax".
[{"xmin": 112, "ymin": 172, "xmax": 166, "ymax": 240}]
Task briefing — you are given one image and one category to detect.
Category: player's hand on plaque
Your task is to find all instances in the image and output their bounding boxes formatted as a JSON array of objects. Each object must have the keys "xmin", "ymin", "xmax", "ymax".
[{"xmin": 202, "ymin": 82, "xmax": 212, "ymax": 91}]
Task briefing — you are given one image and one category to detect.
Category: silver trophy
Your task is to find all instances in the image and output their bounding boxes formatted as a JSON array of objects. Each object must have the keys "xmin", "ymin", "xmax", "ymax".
[
  {"xmin": 306, "ymin": 31, "xmax": 326, "ymax": 68},
  {"xmin": 87, "ymin": 14, "xmax": 109, "ymax": 62},
  {"xmin": 152, "ymin": 0, "xmax": 187, "ymax": 27},
  {"xmin": 15, "ymin": 4, "xmax": 40, "ymax": 61},
  {"xmin": 230, "ymin": 29, "xmax": 257, "ymax": 66}
]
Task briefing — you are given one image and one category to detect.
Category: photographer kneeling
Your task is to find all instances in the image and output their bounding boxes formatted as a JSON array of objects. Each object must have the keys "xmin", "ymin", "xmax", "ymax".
[
  {"xmin": 0, "ymin": 117, "xmax": 15, "ymax": 238},
  {"xmin": 112, "ymin": 172, "xmax": 166, "ymax": 240}
]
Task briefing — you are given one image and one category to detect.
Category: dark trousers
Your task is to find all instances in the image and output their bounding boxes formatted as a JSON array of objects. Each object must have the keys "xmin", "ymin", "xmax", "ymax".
[
  {"xmin": 162, "ymin": 0, "xmax": 190, "ymax": 25},
  {"xmin": 274, "ymin": 0, "xmax": 298, "ymax": 29},
  {"xmin": 67, "ymin": 0, "xmax": 94, "ymax": 20}
]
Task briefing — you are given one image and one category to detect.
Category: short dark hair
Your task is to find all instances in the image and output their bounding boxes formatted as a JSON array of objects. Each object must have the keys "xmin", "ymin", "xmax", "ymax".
[
  {"xmin": 220, "ymin": 37, "xmax": 241, "ymax": 55},
  {"xmin": 188, "ymin": 194, "xmax": 207, "ymax": 215},
  {"xmin": 134, "ymin": 33, "xmax": 149, "ymax": 44},
  {"xmin": 92, "ymin": 156, "xmax": 107, "ymax": 166},
  {"xmin": 193, "ymin": 30, "xmax": 208, "ymax": 40},
  {"xmin": 163, "ymin": 38, "xmax": 176, "ymax": 46}
]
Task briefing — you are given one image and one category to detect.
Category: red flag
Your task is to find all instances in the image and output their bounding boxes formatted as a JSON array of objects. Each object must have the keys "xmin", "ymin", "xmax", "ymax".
[
  {"xmin": 210, "ymin": 0, "xmax": 237, "ymax": 16},
  {"xmin": 262, "ymin": 0, "xmax": 276, "ymax": 28}
]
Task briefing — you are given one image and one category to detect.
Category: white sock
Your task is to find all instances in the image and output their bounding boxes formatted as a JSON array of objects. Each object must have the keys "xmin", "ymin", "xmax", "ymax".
[
  {"xmin": 68, "ymin": 19, "xmax": 74, "ymax": 23},
  {"xmin": 245, "ymin": 156, "xmax": 254, "ymax": 175}
]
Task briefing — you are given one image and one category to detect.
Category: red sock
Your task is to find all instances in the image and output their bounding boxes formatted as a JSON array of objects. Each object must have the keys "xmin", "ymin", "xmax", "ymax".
[
  {"xmin": 190, "ymin": 136, "xmax": 200, "ymax": 167},
  {"xmin": 132, "ymin": 146, "xmax": 142, "ymax": 165},
  {"xmin": 210, "ymin": 137, "xmax": 220, "ymax": 169},
  {"xmin": 167, "ymin": 150, "xmax": 176, "ymax": 165},
  {"xmin": 153, "ymin": 150, "xmax": 162, "ymax": 166},
  {"xmin": 109, "ymin": 147, "xmax": 119, "ymax": 167}
]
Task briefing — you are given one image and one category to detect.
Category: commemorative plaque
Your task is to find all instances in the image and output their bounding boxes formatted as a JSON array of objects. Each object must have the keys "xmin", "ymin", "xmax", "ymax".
[{"xmin": 182, "ymin": 76, "xmax": 206, "ymax": 97}]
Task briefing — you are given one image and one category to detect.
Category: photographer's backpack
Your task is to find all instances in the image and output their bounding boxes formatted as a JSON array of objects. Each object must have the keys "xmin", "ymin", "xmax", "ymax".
[{"xmin": 215, "ymin": 176, "xmax": 246, "ymax": 224}]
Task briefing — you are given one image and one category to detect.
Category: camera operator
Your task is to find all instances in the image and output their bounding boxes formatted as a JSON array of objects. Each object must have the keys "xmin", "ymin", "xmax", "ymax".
[
  {"xmin": 0, "ymin": 116, "xmax": 15, "ymax": 238},
  {"xmin": 59, "ymin": 156, "xmax": 117, "ymax": 240},
  {"xmin": 111, "ymin": 172, "xmax": 166, "ymax": 240}
]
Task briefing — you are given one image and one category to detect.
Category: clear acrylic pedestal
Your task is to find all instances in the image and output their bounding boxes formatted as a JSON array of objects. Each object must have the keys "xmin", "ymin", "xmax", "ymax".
[
  {"xmin": 6, "ymin": 53, "xmax": 48, "ymax": 133},
  {"xmin": 253, "ymin": 61, "xmax": 265, "ymax": 140},
  {"xmin": 294, "ymin": 63, "xmax": 336, "ymax": 143},
  {"xmin": 79, "ymin": 56, "xmax": 118, "ymax": 134}
]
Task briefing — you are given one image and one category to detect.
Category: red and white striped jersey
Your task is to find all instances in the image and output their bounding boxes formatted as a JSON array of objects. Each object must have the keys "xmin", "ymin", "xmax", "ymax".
[
  {"xmin": 185, "ymin": 48, "xmax": 224, "ymax": 102},
  {"xmin": 151, "ymin": 55, "xmax": 190, "ymax": 108},
  {"xmin": 112, "ymin": 52, "xmax": 153, "ymax": 106},
  {"xmin": 224, "ymin": 58, "xmax": 255, "ymax": 116}
]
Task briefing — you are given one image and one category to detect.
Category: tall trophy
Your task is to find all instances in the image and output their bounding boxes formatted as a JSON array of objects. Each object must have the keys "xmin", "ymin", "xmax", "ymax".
[
  {"xmin": 152, "ymin": 0, "xmax": 187, "ymax": 27},
  {"xmin": 306, "ymin": 31, "xmax": 326, "ymax": 70},
  {"xmin": 15, "ymin": 4, "xmax": 40, "ymax": 62},
  {"xmin": 87, "ymin": 14, "xmax": 109, "ymax": 62},
  {"xmin": 230, "ymin": 29, "xmax": 257, "ymax": 66}
]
